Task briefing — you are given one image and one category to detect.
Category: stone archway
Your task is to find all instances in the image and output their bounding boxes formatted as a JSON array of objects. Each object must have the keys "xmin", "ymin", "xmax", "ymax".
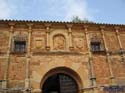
[
  {"xmin": 40, "ymin": 67, "xmax": 83, "ymax": 93},
  {"xmin": 42, "ymin": 73, "xmax": 78, "ymax": 93}
]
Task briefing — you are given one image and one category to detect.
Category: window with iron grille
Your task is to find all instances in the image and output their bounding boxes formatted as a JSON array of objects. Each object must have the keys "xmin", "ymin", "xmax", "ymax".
[
  {"xmin": 11, "ymin": 35, "xmax": 27, "ymax": 53},
  {"xmin": 103, "ymin": 85, "xmax": 125, "ymax": 93},
  {"xmin": 90, "ymin": 36, "xmax": 105, "ymax": 53},
  {"xmin": 91, "ymin": 42, "xmax": 101, "ymax": 52},
  {"xmin": 14, "ymin": 41, "xmax": 26, "ymax": 53}
]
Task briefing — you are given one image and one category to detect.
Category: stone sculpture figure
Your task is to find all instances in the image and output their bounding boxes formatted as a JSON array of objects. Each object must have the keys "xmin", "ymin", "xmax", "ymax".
[
  {"xmin": 74, "ymin": 38, "xmax": 84, "ymax": 51},
  {"xmin": 53, "ymin": 35, "xmax": 65, "ymax": 50}
]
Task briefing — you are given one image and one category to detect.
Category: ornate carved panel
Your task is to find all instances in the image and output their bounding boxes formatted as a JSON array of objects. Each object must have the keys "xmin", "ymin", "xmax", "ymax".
[
  {"xmin": 53, "ymin": 35, "xmax": 66, "ymax": 50},
  {"xmin": 13, "ymin": 35, "xmax": 27, "ymax": 41},
  {"xmin": 31, "ymin": 31, "xmax": 46, "ymax": 51},
  {"xmin": 89, "ymin": 32, "xmax": 102, "ymax": 39},
  {"xmin": 73, "ymin": 37, "xmax": 84, "ymax": 51},
  {"xmin": 34, "ymin": 38, "xmax": 45, "ymax": 49}
]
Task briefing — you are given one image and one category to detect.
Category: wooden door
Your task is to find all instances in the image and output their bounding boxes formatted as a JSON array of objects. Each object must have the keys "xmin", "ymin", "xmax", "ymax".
[{"xmin": 59, "ymin": 74, "xmax": 78, "ymax": 93}]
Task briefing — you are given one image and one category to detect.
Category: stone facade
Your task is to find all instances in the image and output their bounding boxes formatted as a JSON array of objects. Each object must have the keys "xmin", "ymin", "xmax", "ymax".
[{"xmin": 0, "ymin": 20, "xmax": 125, "ymax": 93}]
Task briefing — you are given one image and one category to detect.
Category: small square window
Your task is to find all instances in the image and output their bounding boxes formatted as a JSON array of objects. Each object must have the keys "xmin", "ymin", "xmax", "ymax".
[
  {"xmin": 14, "ymin": 41, "xmax": 26, "ymax": 53},
  {"xmin": 91, "ymin": 42, "xmax": 101, "ymax": 52}
]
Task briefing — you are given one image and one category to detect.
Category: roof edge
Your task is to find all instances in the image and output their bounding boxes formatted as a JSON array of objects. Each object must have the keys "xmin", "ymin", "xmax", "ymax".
[{"xmin": 0, "ymin": 19, "xmax": 124, "ymax": 26}]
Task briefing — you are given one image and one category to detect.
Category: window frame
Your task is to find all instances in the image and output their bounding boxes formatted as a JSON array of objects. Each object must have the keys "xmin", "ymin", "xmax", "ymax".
[
  {"xmin": 91, "ymin": 41, "xmax": 101, "ymax": 52},
  {"xmin": 90, "ymin": 37, "xmax": 105, "ymax": 53},
  {"xmin": 11, "ymin": 35, "xmax": 27, "ymax": 54},
  {"xmin": 14, "ymin": 41, "xmax": 26, "ymax": 53}
]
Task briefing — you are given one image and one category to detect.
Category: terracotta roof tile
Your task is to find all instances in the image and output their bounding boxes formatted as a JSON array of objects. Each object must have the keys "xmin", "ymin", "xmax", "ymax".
[{"xmin": 0, "ymin": 19, "xmax": 124, "ymax": 26}]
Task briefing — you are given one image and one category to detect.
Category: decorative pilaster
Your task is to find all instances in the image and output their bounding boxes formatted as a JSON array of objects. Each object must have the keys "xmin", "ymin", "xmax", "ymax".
[
  {"xmin": 66, "ymin": 24, "xmax": 73, "ymax": 50},
  {"xmin": 100, "ymin": 26, "xmax": 115, "ymax": 85},
  {"xmin": 45, "ymin": 24, "xmax": 51, "ymax": 50},
  {"xmin": 27, "ymin": 24, "xmax": 33, "ymax": 54},
  {"xmin": 115, "ymin": 27, "xmax": 122, "ymax": 49},
  {"xmin": 3, "ymin": 23, "xmax": 15, "ymax": 89},
  {"xmin": 84, "ymin": 26, "xmax": 90, "ymax": 54},
  {"xmin": 115, "ymin": 27, "xmax": 125, "ymax": 62},
  {"xmin": 84, "ymin": 26, "xmax": 97, "ymax": 87},
  {"xmin": 25, "ymin": 23, "xmax": 33, "ymax": 91}
]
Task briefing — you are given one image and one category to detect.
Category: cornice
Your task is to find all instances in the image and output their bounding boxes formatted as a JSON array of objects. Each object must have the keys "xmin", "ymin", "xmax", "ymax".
[{"xmin": 0, "ymin": 19, "xmax": 124, "ymax": 27}]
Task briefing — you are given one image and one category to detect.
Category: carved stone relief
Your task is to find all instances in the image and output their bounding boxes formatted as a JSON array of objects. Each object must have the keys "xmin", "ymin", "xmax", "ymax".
[
  {"xmin": 31, "ymin": 31, "xmax": 46, "ymax": 51},
  {"xmin": 34, "ymin": 38, "xmax": 45, "ymax": 49},
  {"xmin": 13, "ymin": 34, "xmax": 28, "ymax": 41},
  {"xmin": 53, "ymin": 35, "xmax": 66, "ymax": 50},
  {"xmin": 73, "ymin": 37, "xmax": 84, "ymax": 51},
  {"xmin": 89, "ymin": 33, "xmax": 101, "ymax": 39}
]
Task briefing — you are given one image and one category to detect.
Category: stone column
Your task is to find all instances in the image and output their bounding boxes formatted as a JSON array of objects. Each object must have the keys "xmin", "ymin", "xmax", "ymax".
[
  {"xmin": 27, "ymin": 24, "xmax": 33, "ymax": 55},
  {"xmin": 84, "ymin": 26, "xmax": 97, "ymax": 93},
  {"xmin": 84, "ymin": 26, "xmax": 89, "ymax": 54},
  {"xmin": 25, "ymin": 23, "xmax": 33, "ymax": 92},
  {"xmin": 45, "ymin": 23, "xmax": 51, "ymax": 50},
  {"xmin": 115, "ymin": 27, "xmax": 122, "ymax": 49},
  {"xmin": 115, "ymin": 27, "xmax": 125, "ymax": 62},
  {"xmin": 100, "ymin": 26, "xmax": 115, "ymax": 85},
  {"xmin": 66, "ymin": 24, "xmax": 73, "ymax": 50}
]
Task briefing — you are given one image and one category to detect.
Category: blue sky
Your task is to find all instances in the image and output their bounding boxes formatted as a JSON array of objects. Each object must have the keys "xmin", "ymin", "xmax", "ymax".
[{"xmin": 0, "ymin": 0, "xmax": 125, "ymax": 24}]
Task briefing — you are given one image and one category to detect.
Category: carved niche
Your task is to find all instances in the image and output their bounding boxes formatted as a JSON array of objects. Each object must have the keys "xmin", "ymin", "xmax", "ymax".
[
  {"xmin": 53, "ymin": 35, "xmax": 66, "ymax": 50},
  {"xmin": 73, "ymin": 37, "xmax": 84, "ymax": 51},
  {"xmin": 32, "ymin": 31, "xmax": 46, "ymax": 50},
  {"xmin": 34, "ymin": 37, "xmax": 45, "ymax": 49}
]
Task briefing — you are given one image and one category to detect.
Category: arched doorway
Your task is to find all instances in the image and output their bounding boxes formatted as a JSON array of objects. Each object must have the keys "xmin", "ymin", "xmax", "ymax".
[
  {"xmin": 42, "ymin": 73, "xmax": 78, "ymax": 93},
  {"xmin": 40, "ymin": 67, "xmax": 83, "ymax": 93}
]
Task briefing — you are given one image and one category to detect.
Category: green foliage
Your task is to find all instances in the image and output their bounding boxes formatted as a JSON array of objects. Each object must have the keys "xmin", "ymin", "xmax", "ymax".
[{"xmin": 71, "ymin": 16, "xmax": 94, "ymax": 23}]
